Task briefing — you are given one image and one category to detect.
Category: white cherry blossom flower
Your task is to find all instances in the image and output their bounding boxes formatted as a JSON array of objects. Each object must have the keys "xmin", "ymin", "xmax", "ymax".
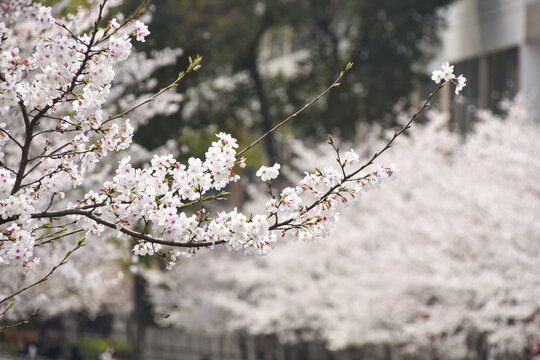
[
  {"xmin": 343, "ymin": 149, "xmax": 360, "ymax": 166},
  {"xmin": 133, "ymin": 20, "xmax": 150, "ymax": 42},
  {"xmin": 454, "ymin": 74, "xmax": 467, "ymax": 94},
  {"xmin": 432, "ymin": 61, "xmax": 455, "ymax": 83},
  {"xmin": 256, "ymin": 163, "xmax": 280, "ymax": 181},
  {"xmin": 109, "ymin": 18, "xmax": 120, "ymax": 29}
]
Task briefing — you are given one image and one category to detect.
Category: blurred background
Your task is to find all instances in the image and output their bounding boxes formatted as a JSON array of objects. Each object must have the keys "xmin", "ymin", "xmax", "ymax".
[{"xmin": 1, "ymin": 0, "xmax": 540, "ymax": 359}]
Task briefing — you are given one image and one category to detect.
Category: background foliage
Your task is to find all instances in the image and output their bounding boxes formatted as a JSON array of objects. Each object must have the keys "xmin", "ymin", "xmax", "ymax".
[{"xmin": 122, "ymin": 0, "xmax": 455, "ymax": 162}]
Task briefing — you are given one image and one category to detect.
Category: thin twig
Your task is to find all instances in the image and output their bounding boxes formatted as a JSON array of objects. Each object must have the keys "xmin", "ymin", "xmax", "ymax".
[
  {"xmin": 96, "ymin": 0, "xmax": 151, "ymax": 45},
  {"xmin": 106, "ymin": 55, "xmax": 202, "ymax": 123},
  {"xmin": 236, "ymin": 62, "xmax": 354, "ymax": 158},
  {"xmin": 0, "ymin": 161, "xmax": 17, "ymax": 176},
  {"xmin": 0, "ymin": 128, "xmax": 23, "ymax": 149},
  {"xmin": 35, "ymin": 229, "xmax": 85, "ymax": 247},
  {"xmin": 23, "ymin": 142, "xmax": 70, "ymax": 178},
  {"xmin": 0, "ymin": 308, "xmax": 40, "ymax": 331},
  {"xmin": 55, "ymin": 22, "xmax": 80, "ymax": 41},
  {"xmin": 0, "ymin": 239, "xmax": 85, "ymax": 307}
]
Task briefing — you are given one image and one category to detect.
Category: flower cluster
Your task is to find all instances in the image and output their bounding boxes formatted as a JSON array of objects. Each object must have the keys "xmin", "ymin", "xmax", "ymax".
[
  {"xmin": 0, "ymin": 224, "xmax": 39, "ymax": 271},
  {"xmin": 36, "ymin": 6, "xmax": 55, "ymax": 28},
  {"xmin": 256, "ymin": 163, "xmax": 280, "ymax": 182},
  {"xmin": 0, "ymin": 0, "xmax": 466, "ymax": 282},
  {"xmin": 0, "ymin": 1, "xmax": 155, "ymax": 270},
  {"xmin": 431, "ymin": 61, "xmax": 467, "ymax": 95},
  {"xmin": 78, "ymin": 131, "xmax": 276, "ymax": 259},
  {"xmin": 156, "ymin": 104, "xmax": 540, "ymax": 356},
  {"xmin": 290, "ymin": 164, "xmax": 399, "ymax": 241}
]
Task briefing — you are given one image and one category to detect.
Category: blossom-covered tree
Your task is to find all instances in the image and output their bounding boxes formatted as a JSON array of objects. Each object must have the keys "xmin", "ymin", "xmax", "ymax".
[
  {"xmin": 147, "ymin": 97, "xmax": 540, "ymax": 358},
  {"xmin": 0, "ymin": 0, "xmax": 465, "ymax": 328},
  {"xmin": 0, "ymin": 0, "xmax": 185, "ymax": 322}
]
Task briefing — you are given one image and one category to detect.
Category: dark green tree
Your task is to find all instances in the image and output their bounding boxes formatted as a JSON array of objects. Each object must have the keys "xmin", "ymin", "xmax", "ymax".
[{"xmin": 127, "ymin": 0, "xmax": 454, "ymax": 162}]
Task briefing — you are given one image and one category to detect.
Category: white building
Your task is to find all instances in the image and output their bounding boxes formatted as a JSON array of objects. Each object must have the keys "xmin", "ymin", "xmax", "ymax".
[{"xmin": 432, "ymin": 0, "xmax": 540, "ymax": 129}]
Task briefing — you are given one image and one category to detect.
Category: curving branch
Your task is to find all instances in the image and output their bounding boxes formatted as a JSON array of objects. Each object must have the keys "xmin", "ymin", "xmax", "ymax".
[
  {"xmin": 105, "ymin": 55, "xmax": 202, "ymax": 124},
  {"xmin": 1, "ymin": 70, "xmax": 445, "ymax": 251},
  {"xmin": 0, "ymin": 207, "xmax": 224, "ymax": 248},
  {"xmin": 236, "ymin": 62, "xmax": 354, "ymax": 158},
  {"xmin": 0, "ymin": 308, "xmax": 40, "ymax": 331},
  {"xmin": 270, "ymin": 80, "xmax": 446, "ymax": 230}
]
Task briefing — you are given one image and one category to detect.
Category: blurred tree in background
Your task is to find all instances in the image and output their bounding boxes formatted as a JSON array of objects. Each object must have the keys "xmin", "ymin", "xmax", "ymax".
[
  {"xmin": 147, "ymin": 98, "xmax": 540, "ymax": 357},
  {"xmin": 121, "ymin": 0, "xmax": 455, "ymax": 162}
]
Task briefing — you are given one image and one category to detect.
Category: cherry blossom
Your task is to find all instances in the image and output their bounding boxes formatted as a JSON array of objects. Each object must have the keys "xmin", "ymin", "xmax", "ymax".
[
  {"xmin": 108, "ymin": 18, "xmax": 120, "ymax": 29},
  {"xmin": 148, "ymin": 99, "xmax": 539, "ymax": 357},
  {"xmin": 0, "ymin": 0, "xmax": 182, "ymax": 322},
  {"xmin": 0, "ymin": 0, "xmax": 465, "ymax": 326},
  {"xmin": 454, "ymin": 74, "xmax": 467, "ymax": 94},
  {"xmin": 431, "ymin": 60, "xmax": 455, "ymax": 83},
  {"xmin": 431, "ymin": 60, "xmax": 467, "ymax": 96},
  {"xmin": 36, "ymin": 6, "xmax": 54, "ymax": 28},
  {"xmin": 256, "ymin": 163, "xmax": 281, "ymax": 181},
  {"xmin": 133, "ymin": 20, "xmax": 150, "ymax": 42}
]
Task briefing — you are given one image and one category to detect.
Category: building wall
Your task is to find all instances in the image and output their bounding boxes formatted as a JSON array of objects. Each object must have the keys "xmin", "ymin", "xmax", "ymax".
[
  {"xmin": 438, "ymin": 0, "xmax": 525, "ymax": 62},
  {"xmin": 431, "ymin": 0, "xmax": 540, "ymax": 119}
]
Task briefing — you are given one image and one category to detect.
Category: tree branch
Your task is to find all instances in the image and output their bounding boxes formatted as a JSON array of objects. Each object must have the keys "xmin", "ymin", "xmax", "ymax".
[
  {"xmin": 0, "ymin": 207, "xmax": 224, "ymax": 248},
  {"xmin": 0, "ymin": 308, "xmax": 40, "ymax": 331},
  {"xmin": 0, "ymin": 239, "xmax": 85, "ymax": 307},
  {"xmin": 105, "ymin": 55, "xmax": 202, "ymax": 123},
  {"xmin": 10, "ymin": 0, "xmax": 108, "ymax": 195},
  {"xmin": 236, "ymin": 62, "xmax": 354, "ymax": 158},
  {"xmin": 270, "ymin": 80, "xmax": 446, "ymax": 230},
  {"xmin": 0, "ymin": 128, "xmax": 23, "ymax": 149}
]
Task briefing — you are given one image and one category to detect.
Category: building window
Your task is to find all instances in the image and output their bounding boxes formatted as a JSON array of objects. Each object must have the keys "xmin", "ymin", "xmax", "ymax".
[
  {"xmin": 487, "ymin": 47, "xmax": 518, "ymax": 113},
  {"xmin": 451, "ymin": 47, "xmax": 518, "ymax": 132},
  {"xmin": 452, "ymin": 58, "xmax": 479, "ymax": 133}
]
